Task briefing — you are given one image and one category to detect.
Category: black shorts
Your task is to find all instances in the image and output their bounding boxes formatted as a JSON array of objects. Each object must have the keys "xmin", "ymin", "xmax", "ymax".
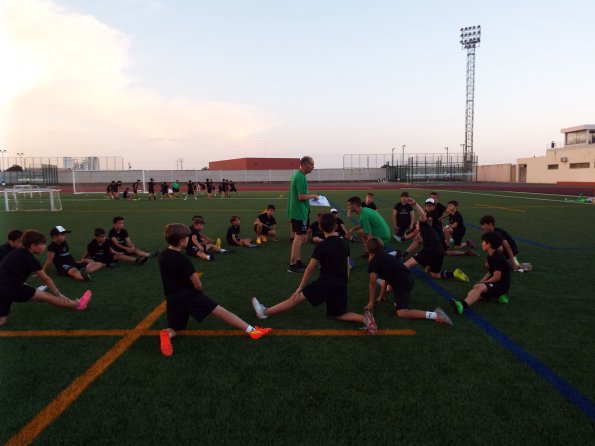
[
  {"xmin": 291, "ymin": 219, "xmax": 309, "ymax": 236},
  {"xmin": 390, "ymin": 277, "xmax": 415, "ymax": 311},
  {"xmin": 481, "ymin": 282, "xmax": 508, "ymax": 300},
  {"xmin": 413, "ymin": 248, "xmax": 444, "ymax": 273},
  {"xmin": 90, "ymin": 254, "xmax": 113, "ymax": 264},
  {"xmin": 302, "ymin": 279, "xmax": 347, "ymax": 317},
  {"xmin": 396, "ymin": 220, "xmax": 411, "ymax": 236},
  {"xmin": 452, "ymin": 228, "xmax": 466, "ymax": 246},
  {"xmin": 253, "ymin": 224, "xmax": 272, "ymax": 235},
  {"xmin": 186, "ymin": 245, "xmax": 202, "ymax": 256},
  {"xmin": 0, "ymin": 284, "xmax": 36, "ymax": 317},
  {"xmin": 166, "ymin": 289, "xmax": 218, "ymax": 331},
  {"xmin": 56, "ymin": 262, "xmax": 87, "ymax": 276}
]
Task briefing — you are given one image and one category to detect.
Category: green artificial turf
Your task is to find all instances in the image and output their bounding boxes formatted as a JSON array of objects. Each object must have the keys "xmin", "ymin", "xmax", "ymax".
[{"xmin": 1, "ymin": 188, "xmax": 594, "ymax": 445}]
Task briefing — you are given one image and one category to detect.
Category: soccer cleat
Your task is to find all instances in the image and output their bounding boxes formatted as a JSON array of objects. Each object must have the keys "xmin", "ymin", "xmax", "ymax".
[
  {"xmin": 251, "ymin": 297, "xmax": 268, "ymax": 319},
  {"xmin": 136, "ymin": 256, "xmax": 149, "ymax": 266},
  {"xmin": 37, "ymin": 285, "xmax": 48, "ymax": 292},
  {"xmin": 160, "ymin": 329, "xmax": 173, "ymax": 356},
  {"xmin": 261, "ymin": 235, "xmax": 267, "ymax": 242},
  {"xmin": 465, "ymin": 250, "xmax": 479, "ymax": 257},
  {"xmin": 80, "ymin": 268, "xmax": 92, "ymax": 282},
  {"xmin": 256, "ymin": 237, "xmax": 262, "ymax": 245},
  {"xmin": 363, "ymin": 310, "xmax": 378, "ymax": 334},
  {"xmin": 466, "ymin": 239, "xmax": 477, "ymax": 249},
  {"xmin": 248, "ymin": 243, "xmax": 260, "ymax": 248},
  {"xmin": 393, "ymin": 234, "xmax": 402, "ymax": 242},
  {"xmin": 434, "ymin": 307, "xmax": 454, "ymax": 326},
  {"xmin": 216, "ymin": 238, "xmax": 222, "ymax": 249},
  {"xmin": 76, "ymin": 290, "xmax": 92, "ymax": 310},
  {"xmin": 287, "ymin": 263, "xmax": 306, "ymax": 273},
  {"xmin": 450, "ymin": 298, "xmax": 464, "ymax": 315},
  {"xmin": 208, "ymin": 253, "xmax": 215, "ymax": 262},
  {"xmin": 150, "ymin": 250, "xmax": 159, "ymax": 258},
  {"xmin": 498, "ymin": 294, "xmax": 509, "ymax": 304},
  {"xmin": 249, "ymin": 326, "xmax": 272, "ymax": 340},
  {"xmin": 453, "ymin": 268, "xmax": 470, "ymax": 283}
]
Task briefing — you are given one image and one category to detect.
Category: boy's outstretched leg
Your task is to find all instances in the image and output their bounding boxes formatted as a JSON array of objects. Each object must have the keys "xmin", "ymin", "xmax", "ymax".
[{"xmin": 211, "ymin": 305, "xmax": 271, "ymax": 339}]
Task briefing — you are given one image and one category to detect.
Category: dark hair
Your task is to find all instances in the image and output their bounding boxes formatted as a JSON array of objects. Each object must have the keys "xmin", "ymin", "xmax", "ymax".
[
  {"xmin": 230, "ymin": 215, "xmax": 240, "ymax": 223},
  {"xmin": 481, "ymin": 231, "xmax": 503, "ymax": 249},
  {"xmin": 266, "ymin": 204, "xmax": 276, "ymax": 210},
  {"xmin": 94, "ymin": 228, "xmax": 106, "ymax": 237},
  {"xmin": 21, "ymin": 230, "xmax": 46, "ymax": 249},
  {"xmin": 319, "ymin": 213, "xmax": 337, "ymax": 233},
  {"xmin": 192, "ymin": 216, "xmax": 205, "ymax": 225},
  {"xmin": 366, "ymin": 236, "xmax": 384, "ymax": 254},
  {"xmin": 430, "ymin": 191, "xmax": 439, "ymax": 197},
  {"xmin": 113, "ymin": 216, "xmax": 124, "ymax": 224},
  {"xmin": 300, "ymin": 156, "xmax": 313, "ymax": 165},
  {"xmin": 7, "ymin": 229, "xmax": 23, "ymax": 242},
  {"xmin": 366, "ymin": 192, "xmax": 375, "ymax": 197},
  {"xmin": 448, "ymin": 200, "xmax": 459, "ymax": 207},
  {"xmin": 479, "ymin": 215, "xmax": 496, "ymax": 225},
  {"xmin": 400, "ymin": 191, "xmax": 409, "ymax": 198},
  {"xmin": 347, "ymin": 196, "xmax": 362, "ymax": 206},
  {"xmin": 164, "ymin": 223, "xmax": 191, "ymax": 246}
]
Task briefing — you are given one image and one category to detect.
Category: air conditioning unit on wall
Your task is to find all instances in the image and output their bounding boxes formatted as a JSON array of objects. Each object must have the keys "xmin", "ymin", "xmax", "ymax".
[{"xmin": 561, "ymin": 157, "xmax": 568, "ymax": 162}]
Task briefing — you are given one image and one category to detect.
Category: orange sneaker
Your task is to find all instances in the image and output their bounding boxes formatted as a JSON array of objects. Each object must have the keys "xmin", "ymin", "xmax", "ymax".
[
  {"xmin": 261, "ymin": 235, "xmax": 267, "ymax": 242},
  {"xmin": 249, "ymin": 326, "xmax": 272, "ymax": 340},
  {"xmin": 160, "ymin": 329, "xmax": 173, "ymax": 356}
]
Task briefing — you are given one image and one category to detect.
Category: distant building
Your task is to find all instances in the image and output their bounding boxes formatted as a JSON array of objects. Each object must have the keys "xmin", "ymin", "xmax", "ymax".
[
  {"xmin": 209, "ymin": 157, "xmax": 300, "ymax": 170},
  {"xmin": 517, "ymin": 125, "xmax": 595, "ymax": 184}
]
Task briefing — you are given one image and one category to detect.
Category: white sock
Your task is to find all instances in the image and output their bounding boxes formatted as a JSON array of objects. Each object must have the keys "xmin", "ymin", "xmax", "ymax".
[
  {"xmin": 426, "ymin": 311, "xmax": 437, "ymax": 320},
  {"xmin": 245, "ymin": 325, "xmax": 254, "ymax": 333},
  {"xmin": 207, "ymin": 255, "xmax": 211, "ymax": 261}
]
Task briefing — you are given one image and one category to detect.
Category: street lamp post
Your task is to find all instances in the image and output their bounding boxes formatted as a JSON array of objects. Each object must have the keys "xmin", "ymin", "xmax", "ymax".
[
  {"xmin": 445, "ymin": 146, "xmax": 449, "ymax": 164},
  {"xmin": 391, "ymin": 148, "xmax": 396, "ymax": 166},
  {"xmin": 401, "ymin": 145, "xmax": 406, "ymax": 165},
  {"xmin": 0, "ymin": 149, "xmax": 6, "ymax": 171}
]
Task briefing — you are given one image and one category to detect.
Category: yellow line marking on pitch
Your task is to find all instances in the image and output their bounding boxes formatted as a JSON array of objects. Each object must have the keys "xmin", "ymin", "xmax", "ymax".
[
  {"xmin": 473, "ymin": 203, "xmax": 525, "ymax": 212},
  {"xmin": 4, "ymin": 302, "xmax": 166, "ymax": 446},
  {"xmin": 0, "ymin": 328, "xmax": 415, "ymax": 338}
]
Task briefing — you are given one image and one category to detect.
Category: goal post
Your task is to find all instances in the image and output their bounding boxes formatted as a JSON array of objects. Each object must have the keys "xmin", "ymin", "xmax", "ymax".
[{"xmin": 3, "ymin": 188, "xmax": 62, "ymax": 212}]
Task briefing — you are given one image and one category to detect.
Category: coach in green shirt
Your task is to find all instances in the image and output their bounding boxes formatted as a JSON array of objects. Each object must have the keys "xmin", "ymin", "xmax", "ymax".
[
  {"xmin": 287, "ymin": 156, "xmax": 318, "ymax": 273},
  {"xmin": 346, "ymin": 196, "xmax": 391, "ymax": 246}
]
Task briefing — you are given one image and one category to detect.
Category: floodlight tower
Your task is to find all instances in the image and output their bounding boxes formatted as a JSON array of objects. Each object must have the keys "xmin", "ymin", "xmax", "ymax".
[{"xmin": 460, "ymin": 25, "xmax": 481, "ymax": 172}]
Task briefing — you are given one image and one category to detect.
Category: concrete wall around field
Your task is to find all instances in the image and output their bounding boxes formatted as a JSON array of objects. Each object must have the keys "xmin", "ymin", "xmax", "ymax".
[
  {"xmin": 477, "ymin": 164, "xmax": 516, "ymax": 182},
  {"xmin": 517, "ymin": 145, "xmax": 595, "ymax": 183}
]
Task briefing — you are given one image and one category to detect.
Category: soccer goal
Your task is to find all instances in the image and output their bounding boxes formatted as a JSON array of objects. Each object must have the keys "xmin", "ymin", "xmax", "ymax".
[{"xmin": 3, "ymin": 187, "xmax": 63, "ymax": 212}]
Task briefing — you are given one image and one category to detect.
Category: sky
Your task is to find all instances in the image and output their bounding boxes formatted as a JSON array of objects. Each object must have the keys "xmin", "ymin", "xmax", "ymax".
[{"xmin": 1, "ymin": 0, "xmax": 594, "ymax": 170}]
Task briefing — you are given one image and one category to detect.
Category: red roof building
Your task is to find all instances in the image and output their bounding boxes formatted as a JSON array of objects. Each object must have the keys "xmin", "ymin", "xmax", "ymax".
[{"xmin": 209, "ymin": 157, "xmax": 299, "ymax": 170}]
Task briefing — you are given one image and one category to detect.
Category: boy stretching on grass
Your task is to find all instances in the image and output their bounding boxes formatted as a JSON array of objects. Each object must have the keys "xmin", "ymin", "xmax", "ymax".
[
  {"xmin": 0, "ymin": 230, "xmax": 91, "ymax": 326},
  {"xmin": 479, "ymin": 215, "xmax": 522, "ymax": 271},
  {"xmin": 43, "ymin": 226, "xmax": 102, "ymax": 281},
  {"xmin": 251, "ymin": 213, "xmax": 378, "ymax": 334},
  {"xmin": 226, "ymin": 216, "xmax": 258, "ymax": 248},
  {"xmin": 158, "ymin": 224, "xmax": 271, "ymax": 356},
  {"xmin": 365, "ymin": 237, "xmax": 453, "ymax": 326},
  {"xmin": 450, "ymin": 231, "xmax": 511, "ymax": 314}
]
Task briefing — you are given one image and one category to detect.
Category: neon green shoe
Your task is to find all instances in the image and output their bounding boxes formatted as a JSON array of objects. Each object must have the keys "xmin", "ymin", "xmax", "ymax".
[
  {"xmin": 453, "ymin": 268, "xmax": 470, "ymax": 283},
  {"xmin": 498, "ymin": 294, "xmax": 509, "ymax": 304},
  {"xmin": 450, "ymin": 298, "xmax": 464, "ymax": 315}
]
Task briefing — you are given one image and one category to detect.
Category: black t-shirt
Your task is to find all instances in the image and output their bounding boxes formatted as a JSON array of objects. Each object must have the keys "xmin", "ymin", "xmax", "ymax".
[
  {"xmin": 487, "ymin": 250, "xmax": 511, "ymax": 292},
  {"xmin": 132, "ymin": 182, "xmax": 139, "ymax": 193},
  {"xmin": 0, "ymin": 248, "xmax": 42, "ymax": 288},
  {"xmin": 311, "ymin": 235, "xmax": 350, "ymax": 285},
  {"xmin": 368, "ymin": 251, "xmax": 414, "ymax": 289},
  {"xmin": 256, "ymin": 213, "xmax": 277, "ymax": 229},
  {"xmin": 362, "ymin": 202, "xmax": 378, "ymax": 210},
  {"xmin": 160, "ymin": 183, "xmax": 168, "ymax": 193},
  {"xmin": 335, "ymin": 217, "xmax": 346, "ymax": 237},
  {"xmin": 449, "ymin": 211, "xmax": 465, "ymax": 233},
  {"xmin": 434, "ymin": 202, "xmax": 447, "ymax": 217},
  {"xmin": 226, "ymin": 225, "xmax": 240, "ymax": 244},
  {"xmin": 494, "ymin": 227, "xmax": 519, "ymax": 256},
  {"xmin": 419, "ymin": 221, "xmax": 444, "ymax": 251},
  {"xmin": 0, "ymin": 243, "xmax": 14, "ymax": 263},
  {"xmin": 109, "ymin": 228, "xmax": 129, "ymax": 247},
  {"xmin": 394, "ymin": 202, "xmax": 414, "ymax": 225},
  {"xmin": 158, "ymin": 248, "xmax": 197, "ymax": 298},
  {"xmin": 187, "ymin": 181, "xmax": 194, "ymax": 194},
  {"xmin": 148, "ymin": 181, "xmax": 156, "ymax": 193},
  {"xmin": 186, "ymin": 226, "xmax": 203, "ymax": 253},
  {"xmin": 87, "ymin": 239, "xmax": 114, "ymax": 263},
  {"xmin": 309, "ymin": 222, "xmax": 325, "ymax": 239},
  {"xmin": 48, "ymin": 240, "xmax": 75, "ymax": 266}
]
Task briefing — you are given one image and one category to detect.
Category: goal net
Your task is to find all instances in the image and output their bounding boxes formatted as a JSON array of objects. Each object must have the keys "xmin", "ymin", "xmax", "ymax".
[{"xmin": 3, "ymin": 187, "xmax": 63, "ymax": 212}]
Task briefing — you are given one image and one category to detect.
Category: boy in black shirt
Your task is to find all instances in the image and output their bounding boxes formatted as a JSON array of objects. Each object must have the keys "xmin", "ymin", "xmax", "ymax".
[
  {"xmin": 184, "ymin": 180, "xmax": 197, "ymax": 200},
  {"xmin": 451, "ymin": 231, "xmax": 511, "ymax": 314},
  {"xmin": 253, "ymin": 204, "xmax": 277, "ymax": 243},
  {"xmin": 83, "ymin": 228, "xmax": 143, "ymax": 267},
  {"xmin": 147, "ymin": 178, "xmax": 156, "ymax": 200},
  {"xmin": 479, "ymin": 215, "xmax": 521, "ymax": 270},
  {"xmin": 226, "ymin": 216, "xmax": 257, "ymax": 248},
  {"xmin": 0, "ymin": 230, "xmax": 23, "ymax": 263},
  {"xmin": 0, "ymin": 230, "xmax": 91, "ymax": 326},
  {"xmin": 330, "ymin": 208, "xmax": 349, "ymax": 239},
  {"xmin": 362, "ymin": 193, "xmax": 378, "ymax": 210},
  {"xmin": 109, "ymin": 216, "xmax": 153, "ymax": 260},
  {"xmin": 132, "ymin": 179, "xmax": 141, "ymax": 200},
  {"xmin": 403, "ymin": 199, "xmax": 470, "ymax": 282},
  {"xmin": 157, "ymin": 223, "xmax": 271, "ymax": 356},
  {"xmin": 393, "ymin": 191, "xmax": 415, "ymax": 242},
  {"xmin": 308, "ymin": 213, "xmax": 325, "ymax": 244},
  {"xmin": 251, "ymin": 213, "xmax": 378, "ymax": 334},
  {"xmin": 43, "ymin": 226, "xmax": 101, "ymax": 281},
  {"xmin": 364, "ymin": 237, "xmax": 452, "ymax": 325},
  {"xmin": 443, "ymin": 200, "xmax": 477, "ymax": 256}
]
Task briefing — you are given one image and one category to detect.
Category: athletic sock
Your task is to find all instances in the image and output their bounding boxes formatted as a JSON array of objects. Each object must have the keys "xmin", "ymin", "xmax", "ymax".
[
  {"xmin": 425, "ymin": 311, "xmax": 437, "ymax": 320},
  {"xmin": 245, "ymin": 325, "xmax": 254, "ymax": 334},
  {"xmin": 441, "ymin": 270, "xmax": 454, "ymax": 279}
]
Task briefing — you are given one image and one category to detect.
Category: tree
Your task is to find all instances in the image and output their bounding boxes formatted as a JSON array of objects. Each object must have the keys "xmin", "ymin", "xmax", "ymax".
[{"xmin": 6, "ymin": 165, "xmax": 23, "ymax": 172}]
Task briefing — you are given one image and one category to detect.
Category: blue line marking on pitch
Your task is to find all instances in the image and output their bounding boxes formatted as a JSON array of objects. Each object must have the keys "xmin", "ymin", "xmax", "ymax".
[
  {"xmin": 466, "ymin": 224, "xmax": 557, "ymax": 250},
  {"xmin": 413, "ymin": 269, "xmax": 595, "ymax": 422}
]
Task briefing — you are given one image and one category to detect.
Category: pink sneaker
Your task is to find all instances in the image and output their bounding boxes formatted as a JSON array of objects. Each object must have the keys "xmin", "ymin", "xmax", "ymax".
[
  {"xmin": 363, "ymin": 310, "xmax": 378, "ymax": 335},
  {"xmin": 76, "ymin": 290, "xmax": 92, "ymax": 310},
  {"xmin": 160, "ymin": 329, "xmax": 173, "ymax": 356}
]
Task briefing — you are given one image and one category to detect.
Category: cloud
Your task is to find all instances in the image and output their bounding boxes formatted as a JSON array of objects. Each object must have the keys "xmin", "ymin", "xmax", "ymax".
[{"xmin": 0, "ymin": 0, "xmax": 276, "ymax": 169}]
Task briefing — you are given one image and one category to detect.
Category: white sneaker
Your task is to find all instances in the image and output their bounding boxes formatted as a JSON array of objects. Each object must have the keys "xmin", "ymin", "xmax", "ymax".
[
  {"xmin": 251, "ymin": 297, "xmax": 268, "ymax": 319},
  {"xmin": 434, "ymin": 307, "xmax": 453, "ymax": 326},
  {"xmin": 37, "ymin": 285, "xmax": 48, "ymax": 292}
]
